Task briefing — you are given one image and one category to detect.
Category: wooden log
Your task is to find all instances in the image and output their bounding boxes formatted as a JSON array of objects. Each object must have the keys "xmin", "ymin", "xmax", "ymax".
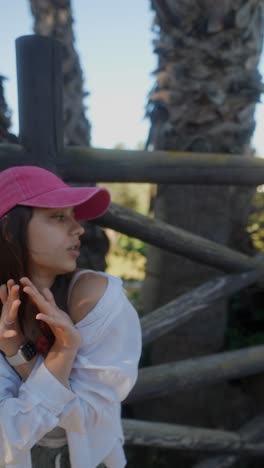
[
  {"xmin": 59, "ymin": 146, "xmax": 264, "ymax": 185},
  {"xmin": 2, "ymin": 143, "xmax": 264, "ymax": 185},
  {"xmin": 141, "ymin": 270, "xmax": 262, "ymax": 345},
  {"xmin": 192, "ymin": 413, "xmax": 264, "ymax": 468},
  {"xmin": 46, "ymin": 146, "xmax": 264, "ymax": 185},
  {"xmin": 123, "ymin": 419, "xmax": 264, "ymax": 456},
  {"xmin": 96, "ymin": 203, "xmax": 264, "ymax": 274},
  {"xmin": 126, "ymin": 344, "xmax": 264, "ymax": 403}
]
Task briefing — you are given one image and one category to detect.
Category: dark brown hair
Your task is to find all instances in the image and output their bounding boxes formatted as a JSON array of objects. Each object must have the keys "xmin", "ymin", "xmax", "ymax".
[{"xmin": 0, "ymin": 206, "xmax": 75, "ymax": 343}]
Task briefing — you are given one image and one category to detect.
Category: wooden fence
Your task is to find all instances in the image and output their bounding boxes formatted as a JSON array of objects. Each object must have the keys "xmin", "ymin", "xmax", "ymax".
[
  {"xmin": 2, "ymin": 35, "xmax": 264, "ymax": 466},
  {"xmin": 72, "ymin": 157, "xmax": 264, "ymax": 463}
]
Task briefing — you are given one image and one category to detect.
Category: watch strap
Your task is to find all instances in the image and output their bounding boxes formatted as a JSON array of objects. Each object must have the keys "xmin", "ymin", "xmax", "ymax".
[{"xmin": 5, "ymin": 341, "xmax": 37, "ymax": 366}]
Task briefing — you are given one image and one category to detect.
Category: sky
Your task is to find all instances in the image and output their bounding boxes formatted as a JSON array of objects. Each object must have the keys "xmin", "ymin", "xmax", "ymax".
[
  {"xmin": 0, "ymin": 0, "xmax": 156, "ymax": 149},
  {"xmin": 1, "ymin": 0, "xmax": 264, "ymax": 154}
]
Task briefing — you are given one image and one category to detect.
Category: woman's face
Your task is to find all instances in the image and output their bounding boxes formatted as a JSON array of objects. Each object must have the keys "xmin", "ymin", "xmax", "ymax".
[{"xmin": 27, "ymin": 207, "xmax": 85, "ymax": 280}]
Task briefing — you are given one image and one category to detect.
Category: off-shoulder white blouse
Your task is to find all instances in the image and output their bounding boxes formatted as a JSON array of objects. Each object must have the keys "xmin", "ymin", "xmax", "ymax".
[{"xmin": 0, "ymin": 270, "xmax": 142, "ymax": 468}]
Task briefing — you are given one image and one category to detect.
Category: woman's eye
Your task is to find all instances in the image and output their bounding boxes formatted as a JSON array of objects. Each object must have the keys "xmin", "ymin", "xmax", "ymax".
[
  {"xmin": 52, "ymin": 212, "xmax": 76, "ymax": 222},
  {"xmin": 54, "ymin": 215, "xmax": 66, "ymax": 221}
]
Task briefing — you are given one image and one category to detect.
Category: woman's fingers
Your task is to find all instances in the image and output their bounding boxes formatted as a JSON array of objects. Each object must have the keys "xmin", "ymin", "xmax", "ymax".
[
  {"xmin": 41, "ymin": 288, "xmax": 56, "ymax": 304},
  {"xmin": 7, "ymin": 279, "xmax": 15, "ymax": 299},
  {"xmin": 8, "ymin": 284, "xmax": 20, "ymax": 320},
  {"xmin": 20, "ymin": 277, "xmax": 39, "ymax": 294},
  {"xmin": 36, "ymin": 308, "xmax": 70, "ymax": 328},
  {"xmin": 3, "ymin": 298, "xmax": 21, "ymax": 327},
  {"xmin": 7, "ymin": 279, "xmax": 14, "ymax": 289},
  {"xmin": 0, "ymin": 281, "xmax": 21, "ymax": 325},
  {"xmin": 2, "ymin": 329, "xmax": 17, "ymax": 338},
  {"xmin": 0, "ymin": 280, "xmax": 16, "ymax": 306},
  {"xmin": 0, "ymin": 286, "xmax": 21, "ymax": 340},
  {"xmin": 6, "ymin": 281, "xmax": 20, "ymax": 304},
  {"xmin": 36, "ymin": 313, "xmax": 66, "ymax": 330},
  {"xmin": 21, "ymin": 285, "xmax": 48, "ymax": 314},
  {"xmin": 0, "ymin": 284, "xmax": 7, "ymax": 304},
  {"xmin": 6, "ymin": 298, "xmax": 21, "ymax": 324},
  {"xmin": 36, "ymin": 313, "xmax": 56, "ymax": 324},
  {"xmin": 10, "ymin": 285, "xmax": 20, "ymax": 302},
  {"xmin": 20, "ymin": 277, "xmax": 50, "ymax": 310}
]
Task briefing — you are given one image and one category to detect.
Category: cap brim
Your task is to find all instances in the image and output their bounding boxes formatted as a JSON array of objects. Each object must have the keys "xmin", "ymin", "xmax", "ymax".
[{"xmin": 19, "ymin": 186, "xmax": 110, "ymax": 221}]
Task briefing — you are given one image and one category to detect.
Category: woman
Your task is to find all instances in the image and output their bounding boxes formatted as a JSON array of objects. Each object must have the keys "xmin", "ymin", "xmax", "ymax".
[{"xmin": 0, "ymin": 165, "xmax": 142, "ymax": 468}]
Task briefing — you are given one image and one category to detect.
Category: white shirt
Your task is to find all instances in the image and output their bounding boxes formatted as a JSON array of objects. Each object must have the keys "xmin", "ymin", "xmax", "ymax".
[{"xmin": 0, "ymin": 270, "xmax": 142, "ymax": 468}]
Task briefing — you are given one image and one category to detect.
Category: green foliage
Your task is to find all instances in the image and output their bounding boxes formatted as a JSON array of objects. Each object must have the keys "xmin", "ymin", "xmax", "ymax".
[
  {"xmin": 247, "ymin": 187, "xmax": 264, "ymax": 251},
  {"xmin": 100, "ymin": 181, "xmax": 153, "ymax": 280},
  {"xmin": 118, "ymin": 236, "xmax": 147, "ymax": 256},
  {"xmin": 225, "ymin": 187, "xmax": 264, "ymax": 351},
  {"xmin": 102, "ymin": 181, "xmax": 152, "ymax": 215}
]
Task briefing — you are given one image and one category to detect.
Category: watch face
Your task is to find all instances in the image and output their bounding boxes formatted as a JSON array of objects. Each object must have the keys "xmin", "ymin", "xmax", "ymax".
[{"xmin": 20, "ymin": 341, "xmax": 37, "ymax": 361}]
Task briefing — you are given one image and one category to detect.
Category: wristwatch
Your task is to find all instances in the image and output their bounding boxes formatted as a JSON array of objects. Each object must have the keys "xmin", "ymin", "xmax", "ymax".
[{"xmin": 5, "ymin": 341, "xmax": 37, "ymax": 366}]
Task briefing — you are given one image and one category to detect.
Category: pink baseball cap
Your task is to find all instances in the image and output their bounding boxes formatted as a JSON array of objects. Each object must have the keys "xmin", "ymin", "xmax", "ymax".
[{"xmin": 0, "ymin": 165, "xmax": 111, "ymax": 221}]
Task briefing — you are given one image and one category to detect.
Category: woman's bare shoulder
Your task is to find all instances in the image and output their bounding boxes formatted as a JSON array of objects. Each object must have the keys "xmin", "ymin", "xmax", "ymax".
[{"xmin": 68, "ymin": 271, "xmax": 108, "ymax": 324}]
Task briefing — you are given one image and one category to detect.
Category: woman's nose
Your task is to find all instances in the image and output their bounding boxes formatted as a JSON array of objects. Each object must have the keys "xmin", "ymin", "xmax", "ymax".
[{"xmin": 71, "ymin": 219, "xmax": 85, "ymax": 236}]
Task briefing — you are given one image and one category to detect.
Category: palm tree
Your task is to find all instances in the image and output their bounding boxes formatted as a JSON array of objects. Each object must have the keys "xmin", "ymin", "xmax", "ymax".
[
  {"xmin": 139, "ymin": 0, "xmax": 264, "ymax": 464},
  {"xmin": 0, "ymin": 75, "xmax": 18, "ymax": 143},
  {"xmin": 30, "ymin": 0, "xmax": 91, "ymax": 145},
  {"xmin": 29, "ymin": 0, "xmax": 109, "ymax": 271}
]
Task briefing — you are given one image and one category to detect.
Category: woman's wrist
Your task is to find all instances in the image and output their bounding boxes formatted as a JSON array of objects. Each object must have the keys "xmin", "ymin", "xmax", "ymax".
[
  {"xmin": 44, "ymin": 341, "xmax": 78, "ymax": 387},
  {"xmin": 7, "ymin": 353, "xmax": 39, "ymax": 381},
  {"xmin": 50, "ymin": 341, "xmax": 79, "ymax": 356},
  {"xmin": 1, "ymin": 337, "xmax": 27, "ymax": 357}
]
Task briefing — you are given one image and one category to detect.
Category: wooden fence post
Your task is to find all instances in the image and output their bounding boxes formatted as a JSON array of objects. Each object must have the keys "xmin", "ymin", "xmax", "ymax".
[{"xmin": 15, "ymin": 35, "xmax": 63, "ymax": 170}]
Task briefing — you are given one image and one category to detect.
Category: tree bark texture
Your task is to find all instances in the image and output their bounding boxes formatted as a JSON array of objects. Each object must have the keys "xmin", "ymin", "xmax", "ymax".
[
  {"xmin": 29, "ymin": 0, "xmax": 91, "ymax": 145},
  {"xmin": 139, "ymin": 2, "xmax": 264, "ymax": 466}
]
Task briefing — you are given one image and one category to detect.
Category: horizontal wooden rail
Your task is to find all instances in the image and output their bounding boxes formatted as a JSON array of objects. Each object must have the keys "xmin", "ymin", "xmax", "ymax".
[
  {"xmin": 141, "ymin": 270, "xmax": 261, "ymax": 345},
  {"xmin": 1, "ymin": 143, "xmax": 264, "ymax": 185},
  {"xmin": 127, "ymin": 344, "xmax": 264, "ymax": 403},
  {"xmin": 97, "ymin": 203, "xmax": 263, "ymax": 274},
  {"xmin": 1, "ymin": 146, "xmax": 262, "ymax": 274},
  {"xmin": 123, "ymin": 419, "xmax": 264, "ymax": 456},
  {"xmin": 193, "ymin": 413, "xmax": 264, "ymax": 468}
]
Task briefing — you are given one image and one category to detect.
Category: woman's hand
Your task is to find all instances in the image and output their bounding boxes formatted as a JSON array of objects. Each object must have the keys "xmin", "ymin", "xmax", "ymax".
[
  {"xmin": 0, "ymin": 279, "xmax": 25, "ymax": 356},
  {"xmin": 20, "ymin": 277, "xmax": 81, "ymax": 351}
]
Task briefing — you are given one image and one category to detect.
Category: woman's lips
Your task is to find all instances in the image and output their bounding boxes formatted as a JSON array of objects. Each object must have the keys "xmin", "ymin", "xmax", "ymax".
[{"xmin": 67, "ymin": 248, "xmax": 80, "ymax": 257}]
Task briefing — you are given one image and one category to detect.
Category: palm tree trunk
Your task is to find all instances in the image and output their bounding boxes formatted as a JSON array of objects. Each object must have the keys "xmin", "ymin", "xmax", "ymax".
[
  {"xmin": 139, "ymin": 1, "xmax": 264, "ymax": 465},
  {"xmin": 30, "ymin": 0, "xmax": 91, "ymax": 145}
]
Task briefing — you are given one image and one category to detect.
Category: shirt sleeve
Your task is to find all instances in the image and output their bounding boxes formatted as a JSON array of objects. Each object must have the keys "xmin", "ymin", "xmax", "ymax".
[
  {"xmin": 0, "ymin": 353, "xmax": 21, "ymax": 400},
  {"xmin": 59, "ymin": 282, "xmax": 142, "ymax": 433},
  {"xmin": 0, "ymin": 353, "xmax": 76, "ymax": 465}
]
